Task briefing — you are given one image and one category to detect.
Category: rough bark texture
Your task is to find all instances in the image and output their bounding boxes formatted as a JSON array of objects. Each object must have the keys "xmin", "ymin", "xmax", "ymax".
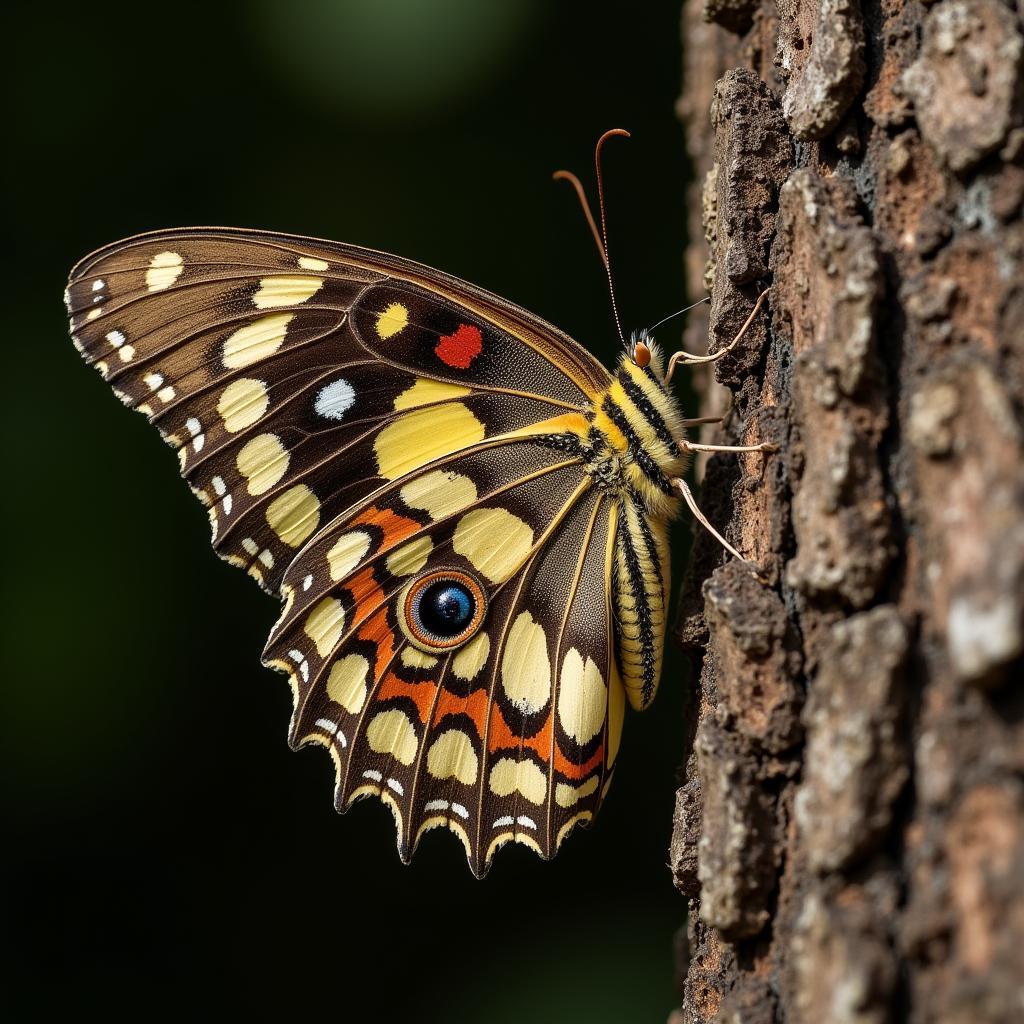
[{"xmin": 670, "ymin": 2, "xmax": 1024, "ymax": 1021}]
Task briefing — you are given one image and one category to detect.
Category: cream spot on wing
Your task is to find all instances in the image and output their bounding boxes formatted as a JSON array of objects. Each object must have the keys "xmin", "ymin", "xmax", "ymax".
[
  {"xmin": 241, "ymin": 537, "xmax": 259, "ymax": 555},
  {"xmin": 118, "ymin": 345, "xmax": 136, "ymax": 363},
  {"xmin": 145, "ymin": 251, "xmax": 183, "ymax": 292},
  {"xmin": 375, "ymin": 302, "xmax": 409, "ymax": 339},
  {"xmin": 426, "ymin": 729, "xmax": 479, "ymax": 785},
  {"xmin": 453, "ymin": 507, "xmax": 534, "ymax": 584},
  {"xmin": 223, "ymin": 312, "xmax": 294, "ymax": 369},
  {"xmin": 326, "ymin": 530, "xmax": 372, "ymax": 581},
  {"xmin": 366, "ymin": 709, "xmax": 418, "ymax": 766},
  {"xmin": 86, "ymin": 308, "xmax": 103, "ymax": 321},
  {"xmin": 298, "ymin": 256, "xmax": 329, "ymax": 271},
  {"xmin": 217, "ymin": 378, "xmax": 269, "ymax": 432},
  {"xmin": 266, "ymin": 484, "xmax": 320, "ymax": 547},
  {"xmin": 326, "ymin": 654, "xmax": 370, "ymax": 713},
  {"xmin": 401, "ymin": 646, "xmax": 438, "ymax": 670},
  {"xmin": 488, "ymin": 757, "xmax": 546, "ymax": 805},
  {"xmin": 374, "ymin": 404, "xmax": 484, "ymax": 480},
  {"xmin": 236, "ymin": 433, "xmax": 290, "ymax": 496},
  {"xmin": 386, "ymin": 535, "xmax": 433, "ymax": 576},
  {"xmin": 393, "ymin": 378, "xmax": 471, "ymax": 411},
  {"xmin": 500, "ymin": 611, "xmax": 551, "ymax": 714},
  {"xmin": 400, "ymin": 470, "xmax": 478, "ymax": 521},
  {"xmin": 557, "ymin": 648, "xmax": 607, "ymax": 744},
  {"xmin": 252, "ymin": 275, "xmax": 323, "ymax": 309},
  {"xmin": 451, "ymin": 632, "xmax": 490, "ymax": 682},
  {"xmin": 313, "ymin": 378, "xmax": 356, "ymax": 421},
  {"xmin": 212, "ymin": 476, "xmax": 227, "ymax": 497},
  {"xmin": 607, "ymin": 666, "xmax": 626, "ymax": 769},
  {"xmin": 144, "ymin": 372, "xmax": 164, "ymax": 391},
  {"xmin": 303, "ymin": 596, "xmax": 345, "ymax": 658},
  {"xmin": 157, "ymin": 386, "xmax": 176, "ymax": 403},
  {"xmin": 555, "ymin": 775, "xmax": 599, "ymax": 808}
]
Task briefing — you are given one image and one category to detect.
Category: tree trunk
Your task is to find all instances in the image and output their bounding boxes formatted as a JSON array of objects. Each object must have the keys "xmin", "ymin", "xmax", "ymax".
[{"xmin": 669, "ymin": 2, "xmax": 1024, "ymax": 1021}]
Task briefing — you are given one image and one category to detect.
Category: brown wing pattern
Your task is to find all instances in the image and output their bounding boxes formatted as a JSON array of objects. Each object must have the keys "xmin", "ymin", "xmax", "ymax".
[{"xmin": 67, "ymin": 228, "xmax": 624, "ymax": 873}]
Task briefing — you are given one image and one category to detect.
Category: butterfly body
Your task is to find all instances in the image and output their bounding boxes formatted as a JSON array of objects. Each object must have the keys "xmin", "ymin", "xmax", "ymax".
[{"xmin": 67, "ymin": 228, "xmax": 683, "ymax": 876}]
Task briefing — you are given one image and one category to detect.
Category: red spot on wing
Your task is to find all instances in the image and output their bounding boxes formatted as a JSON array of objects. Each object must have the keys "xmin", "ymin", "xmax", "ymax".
[{"xmin": 435, "ymin": 323, "xmax": 483, "ymax": 369}]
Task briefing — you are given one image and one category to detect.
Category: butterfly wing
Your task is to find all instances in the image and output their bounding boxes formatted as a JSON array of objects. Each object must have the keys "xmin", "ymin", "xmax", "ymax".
[
  {"xmin": 264, "ymin": 440, "xmax": 625, "ymax": 876},
  {"xmin": 66, "ymin": 228, "xmax": 625, "ymax": 872}
]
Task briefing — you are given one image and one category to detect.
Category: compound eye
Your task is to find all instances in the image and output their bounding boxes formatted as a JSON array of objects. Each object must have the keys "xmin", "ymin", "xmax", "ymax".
[
  {"xmin": 401, "ymin": 570, "xmax": 487, "ymax": 652},
  {"xmin": 633, "ymin": 341, "xmax": 652, "ymax": 368}
]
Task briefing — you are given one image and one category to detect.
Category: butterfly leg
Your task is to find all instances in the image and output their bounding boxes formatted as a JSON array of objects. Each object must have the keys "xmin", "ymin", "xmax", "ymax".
[
  {"xmin": 664, "ymin": 288, "xmax": 770, "ymax": 384},
  {"xmin": 683, "ymin": 440, "xmax": 778, "ymax": 455},
  {"xmin": 672, "ymin": 477, "xmax": 748, "ymax": 563}
]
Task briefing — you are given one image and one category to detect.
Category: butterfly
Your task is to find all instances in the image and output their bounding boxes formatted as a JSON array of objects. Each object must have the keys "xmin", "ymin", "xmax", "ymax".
[{"xmin": 65, "ymin": 134, "xmax": 772, "ymax": 876}]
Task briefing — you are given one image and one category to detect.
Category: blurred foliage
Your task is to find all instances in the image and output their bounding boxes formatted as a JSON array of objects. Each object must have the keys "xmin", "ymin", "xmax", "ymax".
[{"xmin": 4, "ymin": 1, "xmax": 695, "ymax": 1020}]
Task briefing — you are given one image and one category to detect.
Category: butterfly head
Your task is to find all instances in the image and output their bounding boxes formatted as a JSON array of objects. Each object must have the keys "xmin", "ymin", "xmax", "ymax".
[{"xmin": 627, "ymin": 329, "xmax": 667, "ymax": 383}]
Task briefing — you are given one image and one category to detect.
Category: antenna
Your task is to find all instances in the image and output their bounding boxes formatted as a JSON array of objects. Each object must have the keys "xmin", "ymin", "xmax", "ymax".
[
  {"xmin": 553, "ymin": 128, "xmax": 631, "ymax": 347},
  {"xmin": 646, "ymin": 296, "xmax": 710, "ymax": 334}
]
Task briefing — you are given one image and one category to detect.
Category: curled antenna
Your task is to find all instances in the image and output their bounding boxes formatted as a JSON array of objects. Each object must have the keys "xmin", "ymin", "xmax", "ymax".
[{"xmin": 553, "ymin": 128, "xmax": 631, "ymax": 347}]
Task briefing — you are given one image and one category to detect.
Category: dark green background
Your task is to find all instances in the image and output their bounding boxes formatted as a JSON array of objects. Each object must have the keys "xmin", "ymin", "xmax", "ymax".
[{"xmin": 5, "ymin": 2, "xmax": 698, "ymax": 1019}]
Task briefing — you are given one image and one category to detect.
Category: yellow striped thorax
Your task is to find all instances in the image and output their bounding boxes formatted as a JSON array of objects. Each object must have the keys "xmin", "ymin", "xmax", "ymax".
[{"xmin": 553, "ymin": 338, "xmax": 689, "ymax": 714}]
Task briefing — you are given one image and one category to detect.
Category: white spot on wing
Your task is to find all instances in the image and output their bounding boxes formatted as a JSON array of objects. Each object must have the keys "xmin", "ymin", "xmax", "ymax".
[
  {"xmin": 450, "ymin": 803, "xmax": 469, "ymax": 820},
  {"xmin": 387, "ymin": 778, "xmax": 404, "ymax": 795},
  {"xmin": 314, "ymin": 378, "xmax": 356, "ymax": 421},
  {"xmin": 362, "ymin": 769, "xmax": 383, "ymax": 783}
]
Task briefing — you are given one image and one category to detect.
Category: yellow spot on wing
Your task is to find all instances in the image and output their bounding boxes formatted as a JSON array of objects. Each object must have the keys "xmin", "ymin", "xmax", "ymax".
[
  {"xmin": 607, "ymin": 664, "xmax": 626, "ymax": 769},
  {"xmin": 327, "ymin": 530, "xmax": 372, "ymax": 581},
  {"xmin": 400, "ymin": 647, "xmax": 438, "ymax": 669},
  {"xmin": 557, "ymin": 648, "xmax": 607, "ymax": 744},
  {"xmin": 217, "ymin": 378, "xmax": 269, "ymax": 432},
  {"xmin": 386, "ymin": 535, "xmax": 433, "ymax": 576},
  {"xmin": 145, "ymin": 251, "xmax": 183, "ymax": 292},
  {"xmin": 327, "ymin": 654, "xmax": 370, "ymax": 712},
  {"xmin": 376, "ymin": 302, "xmax": 409, "ymax": 339},
  {"xmin": 236, "ymin": 433, "xmax": 290, "ymax": 496},
  {"xmin": 400, "ymin": 470, "xmax": 478, "ymax": 521},
  {"xmin": 427, "ymin": 729, "xmax": 479, "ymax": 785},
  {"xmin": 555, "ymin": 775, "xmax": 599, "ymax": 808},
  {"xmin": 223, "ymin": 313, "xmax": 294, "ymax": 369},
  {"xmin": 304, "ymin": 596, "xmax": 345, "ymax": 658},
  {"xmin": 500, "ymin": 611, "xmax": 551, "ymax": 713},
  {"xmin": 366, "ymin": 709, "xmax": 418, "ymax": 765},
  {"xmin": 393, "ymin": 378, "xmax": 472, "ymax": 411},
  {"xmin": 252, "ymin": 275, "xmax": 324, "ymax": 309},
  {"xmin": 298, "ymin": 256, "xmax": 329, "ymax": 271},
  {"xmin": 374, "ymin": 404, "xmax": 484, "ymax": 480},
  {"xmin": 488, "ymin": 757, "xmax": 546, "ymax": 804},
  {"xmin": 266, "ymin": 484, "xmax": 320, "ymax": 547},
  {"xmin": 452, "ymin": 507, "xmax": 534, "ymax": 584},
  {"xmin": 451, "ymin": 632, "xmax": 490, "ymax": 681}
]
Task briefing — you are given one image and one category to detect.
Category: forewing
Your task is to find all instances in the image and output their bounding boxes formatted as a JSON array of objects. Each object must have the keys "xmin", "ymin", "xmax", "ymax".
[{"xmin": 66, "ymin": 229, "xmax": 611, "ymax": 593}]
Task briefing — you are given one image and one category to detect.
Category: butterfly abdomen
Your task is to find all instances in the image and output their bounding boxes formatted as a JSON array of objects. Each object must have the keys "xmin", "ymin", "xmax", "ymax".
[{"xmin": 578, "ymin": 351, "xmax": 685, "ymax": 711}]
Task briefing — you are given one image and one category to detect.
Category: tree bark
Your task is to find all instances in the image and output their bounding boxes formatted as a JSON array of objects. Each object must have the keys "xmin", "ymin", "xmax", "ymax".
[{"xmin": 670, "ymin": 2, "xmax": 1024, "ymax": 1021}]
